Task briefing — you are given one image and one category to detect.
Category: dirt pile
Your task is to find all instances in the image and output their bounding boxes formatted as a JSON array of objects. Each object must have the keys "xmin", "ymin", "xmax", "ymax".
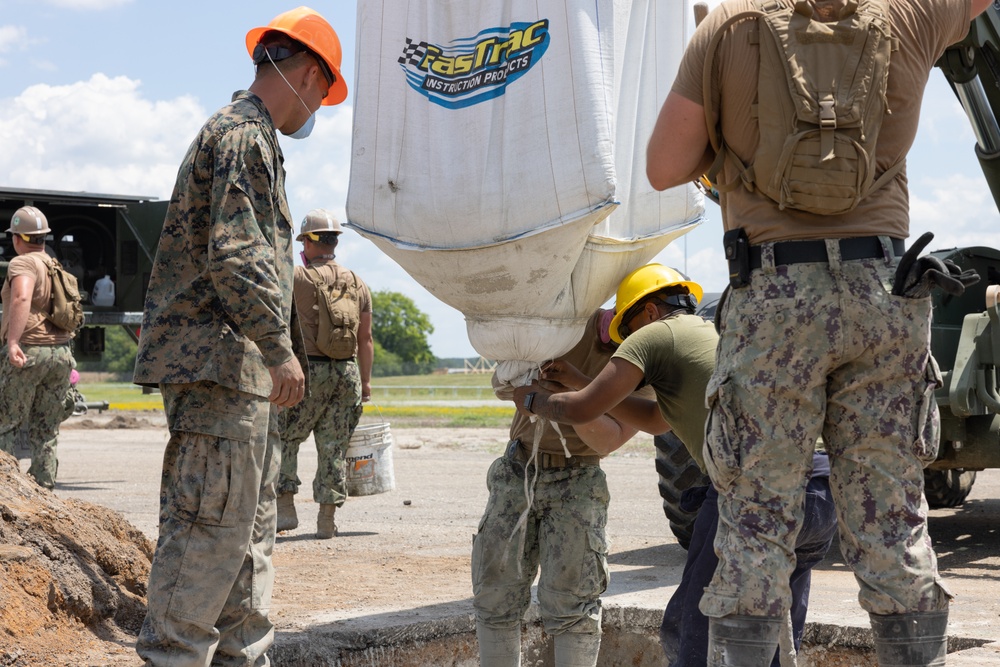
[{"xmin": 0, "ymin": 450, "xmax": 152, "ymax": 666}]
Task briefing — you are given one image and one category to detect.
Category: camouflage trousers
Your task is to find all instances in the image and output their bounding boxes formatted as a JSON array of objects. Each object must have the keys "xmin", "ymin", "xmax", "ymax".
[
  {"xmin": 472, "ymin": 454, "xmax": 610, "ymax": 636},
  {"xmin": 702, "ymin": 240, "xmax": 947, "ymax": 619},
  {"xmin": 0, "ymin": 343, "xmax": 73, "ymax": 489},
  {"xmin": 278, "ymin": 359, "xmax": 362, "ymax": 506},
  {"xmin": 136, "ymin": 381, "xmax": 277, "ymax": 667}
]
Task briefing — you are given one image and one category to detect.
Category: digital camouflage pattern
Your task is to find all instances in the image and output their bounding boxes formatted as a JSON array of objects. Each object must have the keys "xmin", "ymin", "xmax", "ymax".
[
  {"xmin": 701, "ymin": 242, "xmax": 947, "ymax": 619},
  {"xmin": 137, "ymin": 382, "xmax": 277, "ymax": 667},
  {"xmin": 279, "ymin": 358, "xmax": 362, "ymax": 506},
  {"xmin": 472, "ymin": 456, "xmax": 610, "ymax": 636},
  {"xmin": 133, "ymin": 89, "xmax": 301, "ymax": 666},
  {"xmin": 133, "ymin": 90, "xmax": 303, "ymax": 398},
  {"xmin": 0, "ymin": 343, "xmax": 73, "ymax": 489}
]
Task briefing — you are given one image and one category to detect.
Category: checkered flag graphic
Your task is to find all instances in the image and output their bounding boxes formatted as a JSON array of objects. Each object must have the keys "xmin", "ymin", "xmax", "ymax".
[{"xmin": 398, "ymin": 38, "xmax": 428, "ymax": 66}]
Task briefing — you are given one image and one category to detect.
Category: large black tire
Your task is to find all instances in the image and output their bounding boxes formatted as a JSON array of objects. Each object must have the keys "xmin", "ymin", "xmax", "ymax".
[
  {"xmin": 924, "ymin": 468, "xmax": 977, "ymax": 509},
  {"xmin": 654, "ymin": 432, "xmax": 711, "ymax": 549}
]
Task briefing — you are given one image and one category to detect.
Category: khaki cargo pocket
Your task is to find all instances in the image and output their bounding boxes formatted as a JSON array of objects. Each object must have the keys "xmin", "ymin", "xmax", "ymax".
[
  {"xmin": 703, "ymin": 373, "xmax": 742, "ymax": 491},
  {"xmin": 585, "ymin": 529, "xmax": 610, "ymax": 597},
  {"xmin": 912, "ymin": 356, "xmax": 943, "ymax": 466},
  {"xmin": 470, "ymin": 512, "xmax": 490, "ymax": 593},
  {"xmin": 172, "ymin": 407, "xmax": 255, "ymax": 527}
]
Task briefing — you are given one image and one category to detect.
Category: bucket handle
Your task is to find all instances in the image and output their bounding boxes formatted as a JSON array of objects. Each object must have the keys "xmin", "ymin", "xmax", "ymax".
[{"xmin": 366, "ymin": 398, "xmax": 387, "ymax": 426}]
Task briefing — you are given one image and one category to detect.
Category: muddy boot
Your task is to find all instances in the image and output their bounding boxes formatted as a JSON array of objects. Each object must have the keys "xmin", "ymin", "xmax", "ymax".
[
  {"xmin": 276, "ymin": 492, "xmax": 298, "ymax": 532},
  {"xmin": 869, "ymin": 610, "xmax": 948, "ymax": 666},
  {"xmin": 316, "ymin": 504, "xmax": 338, "ymax": 539},
  {"xmin": 476, "ymin": 622, "xmax": 521, "ymax": 667},
  {"xmin": 553, "ymin": 631, "xmax": 601, "ymax": 667},
  {"xmin": 707, "ymin": 614, "xmax": 782, "ymax": 666}
]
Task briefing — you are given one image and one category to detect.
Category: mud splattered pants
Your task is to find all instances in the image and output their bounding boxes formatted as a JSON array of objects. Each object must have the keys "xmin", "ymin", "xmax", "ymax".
[
  {"xmin": 472, "ymin": 452, "xmax": 609, "ymax": 637},
  {"xmin": 0, "ymin": 342, "xmax": 73, "ymax": 489}
]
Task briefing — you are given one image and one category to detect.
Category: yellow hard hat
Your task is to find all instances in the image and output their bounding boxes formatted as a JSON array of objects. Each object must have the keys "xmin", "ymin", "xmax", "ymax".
[
  {"xmin": 246, "ymin": 6, "xmax": 348, "ymax": 106},
  {"xmin": 608, "ymin": 264, "xmax": 703, "ymax": 344}
]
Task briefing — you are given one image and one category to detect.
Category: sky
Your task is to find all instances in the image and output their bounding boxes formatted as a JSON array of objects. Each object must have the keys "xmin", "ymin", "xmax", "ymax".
[{"xmin": 2, "ymin": 0, "xmax": 999, "ymax": 358}]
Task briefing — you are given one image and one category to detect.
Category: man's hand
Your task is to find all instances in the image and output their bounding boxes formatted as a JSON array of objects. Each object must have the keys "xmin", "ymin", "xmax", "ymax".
[
  {"xmin": 7, "ymin": 342, "xmax": 27, "ymax": 368},
  {"xmin": 540, "ymin": 360, "xmax": 590, "ymax": 392},
  {"xmin": 268, "ymin": 357, "xmax": 305, "ymax": 408},
  {"xmin": 892, "ymin": 232, "xmax": 980, "ymax": 298},
  {"xmin": 361, "ymin": 379, "xmax": 372, "ymax": 403}
]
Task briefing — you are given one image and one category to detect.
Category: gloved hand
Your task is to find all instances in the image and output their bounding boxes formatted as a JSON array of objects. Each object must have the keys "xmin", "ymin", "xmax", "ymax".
[{"xmin": 891, "ymin": 232, "xmax": 980, "ymax": 298}]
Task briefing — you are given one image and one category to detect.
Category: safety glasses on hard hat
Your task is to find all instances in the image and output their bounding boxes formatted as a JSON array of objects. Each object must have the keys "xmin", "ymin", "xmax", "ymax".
[{"xmin": 253, "ymin": 44, "xmax": 335, "ymax": 94}]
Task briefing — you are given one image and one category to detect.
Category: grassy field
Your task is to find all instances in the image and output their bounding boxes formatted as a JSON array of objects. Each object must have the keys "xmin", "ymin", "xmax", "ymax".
[{"xmin": 78, "ymin": 373, "xmax": 514, "ymax": 428}]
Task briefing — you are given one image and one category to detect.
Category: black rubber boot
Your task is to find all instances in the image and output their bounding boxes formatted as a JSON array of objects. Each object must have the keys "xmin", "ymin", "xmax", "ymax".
[
  {"xmin": 869, "ymin": 610, "xmax": 948, "ymax": 666},
  {"xmin": 707, "ymin": 614, "xmax": 782, "ymax": 666}
]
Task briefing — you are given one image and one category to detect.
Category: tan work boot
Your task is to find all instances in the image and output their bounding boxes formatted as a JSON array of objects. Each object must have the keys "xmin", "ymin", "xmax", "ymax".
[
  {"xmin": 317, "ymin": 504, "xmax": 338, "ymax": 539},
  {"xmin": 276, "ymin": 492, "xmax": 298, "ymax": 532}
]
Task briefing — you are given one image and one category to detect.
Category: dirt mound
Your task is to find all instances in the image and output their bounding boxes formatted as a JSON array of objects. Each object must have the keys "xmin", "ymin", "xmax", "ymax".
[
  {"xmin": 68, "ymin": 414, "xmax": 153, "ymax": 430},
  {"xmin": 0, "ymin": 450, "xmax": 152, "ymax": 665}
]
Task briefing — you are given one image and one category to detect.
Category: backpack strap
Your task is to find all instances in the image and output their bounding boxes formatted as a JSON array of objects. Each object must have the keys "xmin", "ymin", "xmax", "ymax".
[{"xmin": 702, "ymin": 7, "xmax": 766, "ymax": 194}]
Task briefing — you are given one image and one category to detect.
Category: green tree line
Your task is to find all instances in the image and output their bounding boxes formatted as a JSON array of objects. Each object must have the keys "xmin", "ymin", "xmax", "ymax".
[{"xmin": 79, "ymin": 290, "xmax": 437, "ymax": 378}]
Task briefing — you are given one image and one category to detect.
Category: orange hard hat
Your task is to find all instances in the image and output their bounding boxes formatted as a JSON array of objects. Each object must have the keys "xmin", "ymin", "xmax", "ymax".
[{"xmin": 246, "ymin": 6, "xmax": 348, "ymax": 106}]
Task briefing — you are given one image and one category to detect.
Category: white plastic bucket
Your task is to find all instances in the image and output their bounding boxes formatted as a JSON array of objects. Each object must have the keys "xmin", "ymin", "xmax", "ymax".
[{"xmin": 345, "ymin": 423, "xmax": 395, "ymax": 496}]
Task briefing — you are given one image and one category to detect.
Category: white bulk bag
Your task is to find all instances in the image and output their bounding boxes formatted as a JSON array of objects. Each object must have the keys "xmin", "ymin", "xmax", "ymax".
[{"xmin": 347, "ymin": 0, "xmax": 703, "ymax": 386}]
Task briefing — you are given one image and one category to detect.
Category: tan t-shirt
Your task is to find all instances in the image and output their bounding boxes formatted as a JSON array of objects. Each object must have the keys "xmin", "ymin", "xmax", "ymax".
[
  {"xmin": 671, "ymin": 0, "xmax": 972, "ymax": 243},
  {"xmin": 292, "ymin": 258, "xmax": 372, "ymax": 358},
  {"xmin": 501, "ymin": 311, "xmax": 655, "ymax": 457},
  {"xmin": 1, "ymin": 251, "xmax": 72, "ymax": 346}
]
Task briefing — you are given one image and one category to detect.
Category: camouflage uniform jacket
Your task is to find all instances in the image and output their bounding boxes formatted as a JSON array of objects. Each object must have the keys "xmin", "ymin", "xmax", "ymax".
[{"xmin": 133, "ymin": 90, "xmax": 303, "ymax": 398}]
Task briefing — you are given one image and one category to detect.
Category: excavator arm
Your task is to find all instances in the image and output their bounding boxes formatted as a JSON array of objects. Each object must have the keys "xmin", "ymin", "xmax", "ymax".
[{"xmin": 937, "ymin": 5, "xmax": 1000, "ymax": 206}]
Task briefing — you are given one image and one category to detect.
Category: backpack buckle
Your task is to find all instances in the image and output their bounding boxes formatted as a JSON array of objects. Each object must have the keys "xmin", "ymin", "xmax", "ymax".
[{"xmin": 819, "ymin": 98, "xmax": 837, "ymax": 129}]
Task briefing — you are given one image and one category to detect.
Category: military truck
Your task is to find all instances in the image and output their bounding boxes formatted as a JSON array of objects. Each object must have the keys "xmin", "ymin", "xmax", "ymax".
[
  {"xmin": 924, "ymin": 3, "xmax": 1000, "ymax": 507},
  {"xmin": 0, "ymin": 187, "xmax": 166, "ymax": 363}
]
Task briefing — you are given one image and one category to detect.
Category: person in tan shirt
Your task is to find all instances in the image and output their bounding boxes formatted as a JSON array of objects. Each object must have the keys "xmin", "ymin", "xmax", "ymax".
[
  {"xmin": 277, "ymin": 209, "xmax": 373, "ymax": 539},
  {"xmin": 645, "ymin": 1, "xmax": 992, "ymax": 663},
  {"xmin": 0, "ymin": 206, "xmax": 74, "ymax": 489}
]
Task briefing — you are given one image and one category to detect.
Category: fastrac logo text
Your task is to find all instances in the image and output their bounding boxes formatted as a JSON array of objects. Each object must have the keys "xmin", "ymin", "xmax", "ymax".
[{"xmin": 398, "ymin": 19, "xmax": 550, "ymax": 109}]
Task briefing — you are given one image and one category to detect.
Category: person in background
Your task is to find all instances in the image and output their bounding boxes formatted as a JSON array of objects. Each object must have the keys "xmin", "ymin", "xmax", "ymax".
[
  {"xmin": 474, "ymin": 308, "xmax": 652, "ymax": 667},
  {"xmin": 0, "ymin": 206, "xmax": 75, "ymax": 489},
  {"xmin": 645, "ymin": 0, "xmax": 991, "ymax": 662},
  {"xmin": 277, "ymin": 209, "xmax": 373, "ymax": 539},
  {"xmin": 131, "ymin": 7, "xmax": 348, "ymax": 664}
]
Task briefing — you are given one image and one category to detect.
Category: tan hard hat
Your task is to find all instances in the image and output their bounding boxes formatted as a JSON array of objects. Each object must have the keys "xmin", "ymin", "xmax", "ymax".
[
  {"xmin": 297, "ymin": 209, "xmax": 343, "ymax": 241},
  {"xmin": 8, "ymin": 206, "xmax": 51, "ymax": 235}
]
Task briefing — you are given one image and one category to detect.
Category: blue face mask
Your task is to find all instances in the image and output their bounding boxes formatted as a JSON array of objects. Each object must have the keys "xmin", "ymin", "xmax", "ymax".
[{"xmin": 287, "ymin": 112, "xmax": 315, "ymax": 140}]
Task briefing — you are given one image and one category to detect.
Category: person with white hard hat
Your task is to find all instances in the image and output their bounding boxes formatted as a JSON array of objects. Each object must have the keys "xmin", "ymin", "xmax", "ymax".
[
  {"xmin": 0, "ymin": 206, "xmax": 75, "ymax": 490},
  {"xmin": 276, "ymin": 209, "xmax": 373, "ymax": 539}
]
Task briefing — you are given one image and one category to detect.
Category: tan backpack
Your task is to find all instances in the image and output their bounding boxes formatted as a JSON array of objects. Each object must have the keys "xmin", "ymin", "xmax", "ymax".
[
  {"xmin": 304, "ymin": 264, "xmax": 362, "ymax": 360},
  {"xmin": 40, "ymin": 255, "xmax": 85, "ymax": 334},
  {"xmin": 705, "ymin": 0, "xmax": 902, "ymax": 215}
]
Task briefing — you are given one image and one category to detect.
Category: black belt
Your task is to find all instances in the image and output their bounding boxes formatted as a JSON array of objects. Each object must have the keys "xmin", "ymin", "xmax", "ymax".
[
  {"xmin": 307, "ymin": 355, "xmax": 354, "ymax": 363},
  {"xmin": 749, "ymin": 236, "xmax": 904, "ymax": 271},
  {"xmin": 505, "ymin": 439, "xmax": 601, "ymax": 469}
]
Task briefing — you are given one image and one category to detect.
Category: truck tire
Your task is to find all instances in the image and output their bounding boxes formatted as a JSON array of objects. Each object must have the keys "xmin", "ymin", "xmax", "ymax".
[
  {"xmin": 923, "ymin": 468, "xmax": 976, "ymax": 509},
  {"xmin": 654, "ymin": 432, "xmax": 711, "ymax": 550}
]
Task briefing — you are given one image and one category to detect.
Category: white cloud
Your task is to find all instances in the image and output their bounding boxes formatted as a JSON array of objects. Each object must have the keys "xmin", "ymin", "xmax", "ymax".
[
  {"xmin": 0, "ymin": 74, "xmax": 204, "ymax": 197},
  {"xmin": 0, "ymin": 25, "xmax": 30, "ymax": 53}
]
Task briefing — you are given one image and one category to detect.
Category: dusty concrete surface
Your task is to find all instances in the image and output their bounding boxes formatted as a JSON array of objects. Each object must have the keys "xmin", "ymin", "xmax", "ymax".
[{"xmin": 7, "ymin": 412, "xmax": 1000, "ymax": 664}]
